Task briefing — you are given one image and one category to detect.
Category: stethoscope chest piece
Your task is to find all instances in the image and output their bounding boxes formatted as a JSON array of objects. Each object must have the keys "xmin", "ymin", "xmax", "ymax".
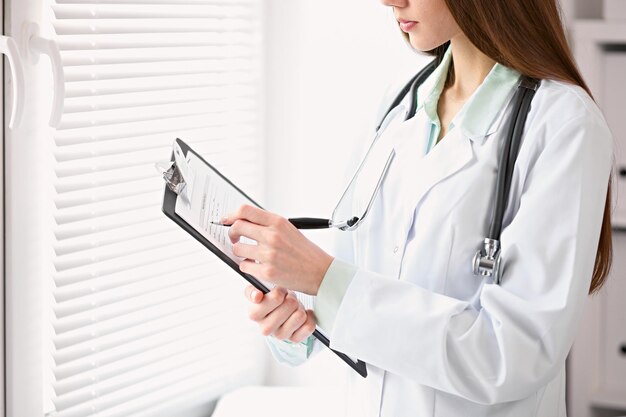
[{"xmin": 473, "ymin": 238, "xmax": 503, "ymax": 285}]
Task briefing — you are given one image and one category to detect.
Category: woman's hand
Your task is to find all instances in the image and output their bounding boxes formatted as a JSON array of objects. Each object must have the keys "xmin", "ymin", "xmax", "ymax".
[
  {"xmin": 225, "ymin": 204, "xmax": 334, "ymax": 295},
  {"xmin": 245, "ymin": 285, "xmax": 316, "ymax": 343}
]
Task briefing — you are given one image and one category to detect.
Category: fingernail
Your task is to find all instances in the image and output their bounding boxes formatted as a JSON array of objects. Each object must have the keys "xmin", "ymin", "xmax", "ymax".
[{"xmin": 221, "ymin": 216, "xmax": 228, "ymax": 223}]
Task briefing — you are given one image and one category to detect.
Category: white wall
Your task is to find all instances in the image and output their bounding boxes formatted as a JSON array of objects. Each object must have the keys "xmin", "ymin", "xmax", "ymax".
[
  {"xmin": 263, "ymin": 0, "xmax": 429, "ymax": 386},
  {"xmin": 0, "ymin": 0, "xmax": 5, "ymax": 414}
]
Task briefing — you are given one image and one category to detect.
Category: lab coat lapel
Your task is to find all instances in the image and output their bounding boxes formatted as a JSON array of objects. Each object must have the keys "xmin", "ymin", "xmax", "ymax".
[
  {"xmin": 388, "ymin": 61, "xmax": 518, "ymax": 221},
  {"xmin": 393, "ymin": 113, "xmax": 475, "ymax": 223}
]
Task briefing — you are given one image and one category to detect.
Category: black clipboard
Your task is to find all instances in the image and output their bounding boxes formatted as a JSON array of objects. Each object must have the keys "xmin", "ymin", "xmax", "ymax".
[{"xmin": 161, "ymin": 138, "xmax": 368, "ymax": 378}]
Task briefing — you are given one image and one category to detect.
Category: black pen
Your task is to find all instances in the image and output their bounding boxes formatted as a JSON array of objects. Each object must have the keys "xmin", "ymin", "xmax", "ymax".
[{"xmin": 210, "ymin": 216, "xmax": 359, "ymax": 230}]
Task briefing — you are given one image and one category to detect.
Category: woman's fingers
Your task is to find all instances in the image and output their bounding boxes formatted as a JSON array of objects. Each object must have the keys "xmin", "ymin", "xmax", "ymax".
[
  {"xmin": 225, "ymin": 204, "xmax": 332, "ymax": 295},
  {"xmin": 239, "ymin": 259, "xmax": 266, "ymax": 278},
  {"xmin": 244, "ymin": 286, "xmax": 317, "ymax": 343},
  {"xmin": 224, "ymin": 204, "xmax": 275, "ymax": 227},
  {"xmin": 244, "ymin": 285, "xmax": 263, "ymax": 304},
  {"xmin": 232, "ymin": 240, "xmax": 261, "ymax": 261},
  {"xmin": 247, "ymin": 286, "xmax": 288, "ymax": 322},
  {"xmin": 288, "ymin": 310, "xmax": 317, "ymax": 343},
  {"xmin": 258, "ymin": 293, "xmax": 300, "ymax": 336},
  {"xmin": 273, "ymin": 307, "xmax": 308, "ymax": 340},
  {"xmin": 228, "ymin": 219, "xmax": 264, "ymax": 245}
]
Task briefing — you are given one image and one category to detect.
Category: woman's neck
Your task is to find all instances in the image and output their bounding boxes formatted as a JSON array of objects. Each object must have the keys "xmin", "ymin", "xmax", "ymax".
[{"xmin": 446, "ymin": 34, "xmax": 497, "ymax": 100}]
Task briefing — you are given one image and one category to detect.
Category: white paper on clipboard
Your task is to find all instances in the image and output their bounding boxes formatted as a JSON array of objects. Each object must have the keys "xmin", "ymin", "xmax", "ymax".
[
  {"xmin": 172, "ymin": 150, "xmax": 318, "ymax": 314},
  {"xmin": 174, "ymin": 151, "xmax": 254, "ymax": 265}
]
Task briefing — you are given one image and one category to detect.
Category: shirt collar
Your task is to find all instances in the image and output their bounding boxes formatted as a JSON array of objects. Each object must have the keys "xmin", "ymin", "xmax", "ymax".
[{"xmin": 415, "ymin": 45, "xmax": 521, "ymax": 141}]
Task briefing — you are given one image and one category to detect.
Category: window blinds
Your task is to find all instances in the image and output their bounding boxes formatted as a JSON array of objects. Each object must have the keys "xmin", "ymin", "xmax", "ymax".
[{"xmin": 48, "ymin": 1, "xmax": 265, "ymax": 416}]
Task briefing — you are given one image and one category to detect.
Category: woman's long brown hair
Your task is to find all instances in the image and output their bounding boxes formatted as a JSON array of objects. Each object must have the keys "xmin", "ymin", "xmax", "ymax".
[{"xmin": 415, "ymin": 0, "xmax": 613, "ymax": 294}]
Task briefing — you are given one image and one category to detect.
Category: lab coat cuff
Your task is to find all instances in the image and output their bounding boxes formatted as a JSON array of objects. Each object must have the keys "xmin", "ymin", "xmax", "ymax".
[
  {"xmin": 265, "ymin": 335, "xmax": 315, "ymax": 367},
  {"xmin": 314, "ymin": 257, "xmax": 358, "ymax": 334}
]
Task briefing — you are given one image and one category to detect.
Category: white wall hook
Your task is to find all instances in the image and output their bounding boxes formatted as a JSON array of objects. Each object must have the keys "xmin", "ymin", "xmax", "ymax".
[
  {"xmin": 24, "ymin": 22, "xmax": 64, "ymax": 128},
  {"xmin": 0, "ymin": 35, "xmax": 25, "ymax": 129}
]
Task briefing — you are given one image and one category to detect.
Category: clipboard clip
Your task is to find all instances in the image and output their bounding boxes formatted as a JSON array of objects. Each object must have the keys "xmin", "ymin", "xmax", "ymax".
[{"xmin": 156, "ymin": 141, "xmax": 194, "ymax": 208}]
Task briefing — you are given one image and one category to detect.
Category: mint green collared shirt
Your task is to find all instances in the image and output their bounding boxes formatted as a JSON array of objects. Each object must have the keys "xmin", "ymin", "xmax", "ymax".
[
  {"xmin": 267, "ymin": 48, "xmax": 521, "ymax": 361},
  {"xmin": 313, "ymin": 47, "xmax": 522, "ymax": 337}
]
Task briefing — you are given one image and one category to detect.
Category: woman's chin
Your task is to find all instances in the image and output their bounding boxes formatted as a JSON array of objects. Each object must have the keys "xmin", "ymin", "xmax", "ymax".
[{"xmin": 405, "ymin": 34, "xmax": 444, "ymax": 53}]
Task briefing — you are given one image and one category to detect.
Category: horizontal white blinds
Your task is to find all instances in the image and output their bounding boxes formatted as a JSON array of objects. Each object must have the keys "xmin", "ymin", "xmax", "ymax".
[{"xmin": 49, "ymin": 1, "xmax": 265, "ymax": 416}]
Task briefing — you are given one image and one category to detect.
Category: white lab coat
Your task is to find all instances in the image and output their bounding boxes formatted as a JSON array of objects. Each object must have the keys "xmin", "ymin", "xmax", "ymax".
[{"xmin": 273, "ymin": 76, "xmax": 614, "ymax": 417}]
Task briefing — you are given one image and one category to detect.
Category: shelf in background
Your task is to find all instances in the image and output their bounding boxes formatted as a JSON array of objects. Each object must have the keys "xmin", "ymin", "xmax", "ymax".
[
  {"xmin": 568, "ymin": 8, "xmax": 626, "ymax": 417},
  {"xmin": 572, "ymin": 19, "xmax": 626, "ymax": 43},
  {"xmin": 592, "ymin": 390, "xmax": 626, "ymax": 411}
]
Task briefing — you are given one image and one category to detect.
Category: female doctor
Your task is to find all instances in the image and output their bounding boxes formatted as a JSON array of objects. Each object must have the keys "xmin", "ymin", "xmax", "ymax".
[{"xmin": 221, "ymin": 0, "xmax": 614, "ymax": 415}]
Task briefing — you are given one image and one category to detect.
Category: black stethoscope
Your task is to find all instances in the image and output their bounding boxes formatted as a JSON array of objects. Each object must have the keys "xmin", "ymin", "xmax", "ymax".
[{"xmin": 290, "ymin": 59, "xmax": 540, "ymax": 285}]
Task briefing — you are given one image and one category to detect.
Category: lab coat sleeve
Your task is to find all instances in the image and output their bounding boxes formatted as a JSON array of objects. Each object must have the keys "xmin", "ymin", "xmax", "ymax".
[
  {"xmin": 265, "ymin": 335, "xmax": 317, "ymax": 367},
  {"xmin": 264, "ymin": 256, "xmax": 357, "ymax": 365},
  {"xmin": 314, "ymin": 258, "xmax": 357, "ymax": 334},
  {"xmin": 327, "ymin": 113, "xmax": 613, "ymax": 404}
]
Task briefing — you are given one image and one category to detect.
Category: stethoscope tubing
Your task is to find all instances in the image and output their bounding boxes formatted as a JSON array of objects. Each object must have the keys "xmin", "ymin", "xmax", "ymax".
[
  {"xmin": 489, "ymin": 80, "xmax": 539, "ymax": 240},
  {"xmin": 285, "ymin": 61, "xmax": 540, "ymax": 287}
]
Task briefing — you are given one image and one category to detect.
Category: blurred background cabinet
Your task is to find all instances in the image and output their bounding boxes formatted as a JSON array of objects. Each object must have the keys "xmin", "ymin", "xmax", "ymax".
[{"xmin": 563, "ymin": 0, "xmax": 626, "ymax": 416}]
